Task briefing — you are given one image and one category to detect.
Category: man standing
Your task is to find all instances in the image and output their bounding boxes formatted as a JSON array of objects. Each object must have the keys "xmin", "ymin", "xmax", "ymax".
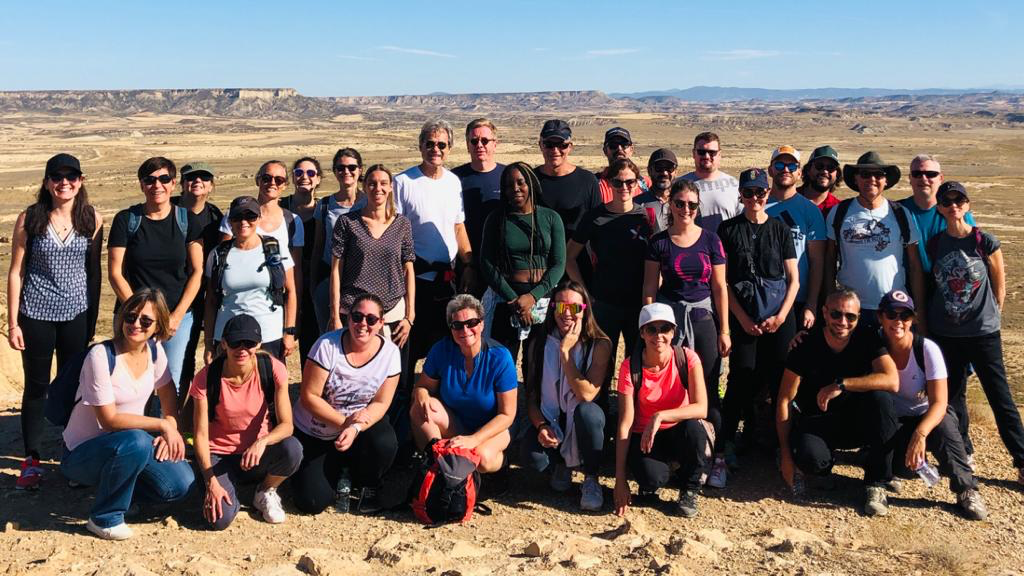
[
  {"xmin": 765, "ymin": 146, "xmax": 826, "ymax": 329},
  {"xmin": 634, "ymin": 148, "xmax": 677, "ymax": 234},
  {"xmin": 898, "ymin": 154, "xmax": 975, "ymax": 274},
  {"xmin": 595, "ymin": 126, "xmax": 650, "ymax": 203},
  {"xmin": 452, "ymin": 118, "xmax": 505, "ymax": 295},
  {"xmin": 797, "ymin": 145, "xmax": 843, "ymax": 217},
  {"xmin": 824, "ymin": 151, "xmax": 925, "ymax": 330},
  {"xmin": 678, "ymin": 132, "xmax": 740, "ymax": 234},
  {"xmin": 777, "ymin": 289, "xmax": 899, "ymax": 516}
]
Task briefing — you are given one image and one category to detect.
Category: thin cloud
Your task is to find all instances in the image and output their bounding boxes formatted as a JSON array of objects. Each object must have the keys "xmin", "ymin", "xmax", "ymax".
[
  {"xmin": 703, "ymin": 49, "xmax": 781, "ymax": 61},
  {"xmin": 337, "ymin": 54, "xmax": 376, "ymax": 61},
  {"xmin": 586, "ymin": 48, "xmax": 641, "ymax": 57},
  {"xmin": 376, "ymin": 45, "xmax": 456, "ymax": 59}
]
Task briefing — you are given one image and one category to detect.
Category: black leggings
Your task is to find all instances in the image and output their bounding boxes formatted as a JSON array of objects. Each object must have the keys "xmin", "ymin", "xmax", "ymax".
[
  {"xmin": 627, "ymin": 419, "xmax": 709, "ymax": 492},
  {"xmin": 19, "ymin": 311, "xmax": 88, "ymax": 458},
  {"xmin": 291, "ymin": 421, "xmax": 398, "ymax": 514}
]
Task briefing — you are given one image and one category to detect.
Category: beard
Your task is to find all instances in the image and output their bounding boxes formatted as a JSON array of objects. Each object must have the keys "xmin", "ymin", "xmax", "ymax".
[{"xmin": 809, "ymin": 180, "xmax": 833, "ymax": 193}]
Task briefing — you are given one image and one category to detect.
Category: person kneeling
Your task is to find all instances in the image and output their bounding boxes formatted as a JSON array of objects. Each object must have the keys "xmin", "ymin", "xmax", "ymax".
[
  {"xmin": 614, "ymin": 303, "xmax": 710, "ymax": 518},
  {"xmin": 191, "ymin": 314, "xmax": 301, "ymax": 529}
]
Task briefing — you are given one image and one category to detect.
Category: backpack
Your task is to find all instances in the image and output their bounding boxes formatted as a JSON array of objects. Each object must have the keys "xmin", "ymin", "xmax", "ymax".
[
  {"xmin": 629, "ymin": 343, "xmax": 689, "ymax": 402},
  {"xmin": 831, "ymin": 197, "xmax": 911, "ymax": 269},
  {"xmin": 128, "ymin": 204, "xmax": 189, "ymax": 238},
  {"xmin": 208, "ymin": 237, "xmax": 287, "ymax": 310},
  {"xmin": 203, "ymin": 353, "xmax": 276, "ymax": 422},
  {"xmin": 45, "ymin": 339, "xmax": 158, "ymax": 427},
  {"xmin": 410, "ymin": 438, "xmax": 486, "ymax": 526},
  {"xmin": 924, "ymin": 226, "xmax": 987, "ymax": 273}
]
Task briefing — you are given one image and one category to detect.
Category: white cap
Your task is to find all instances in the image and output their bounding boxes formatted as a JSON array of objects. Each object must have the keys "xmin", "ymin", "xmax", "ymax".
[
  {"xmin": 638, "ymin": 303, "xmax": 676, "ymax": 329},
  {"xmin": 770, "ymin": 145, "xmax": 801, "ymax": 163}
]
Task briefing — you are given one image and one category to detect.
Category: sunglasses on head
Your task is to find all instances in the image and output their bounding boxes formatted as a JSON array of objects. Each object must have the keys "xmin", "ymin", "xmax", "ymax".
[
  {"xmin": 882, "ymin": 309, "xmax": 915, "ymax": 321},
  {"xmin": 226, "ymin": 339, "xmax": 258, "ymax": 350},
  {"xmin": 469, "ymin": 137, "xmax": 493, "ymax": 146},
  {"xmin": 124, "ymin": 312, "xmax": 155, "ymax": 329},
  {"xmin": 293, "ymin": 168, "xmax": 318, "ymax": 179},
  {"xmin": 694, "ymin": 148, "xmax": 719, "ymax": 157},
  {"xmin": 47, "ymin": 172, "xmax": 81, "ymax": 183},
  {"xmin": 423, "ymin": 140, "xmax": 448, "ymax": 150},
  {"xmin": 184, "ymin": 173, "xmax": 213, "ymax": 182},
  {"xmin": 259, "ymin": 174, "xmax": 288, "ymax": 186},
  {"xmin": 672, "ymin": 199, "xmax": 700, "ymax": 212},
  {"xmin": 858, "ymin": 170, "xmax": 886, "ymax": 180},
  {"xmin": 643, "ymin": 322, "xmax": 675, "ymax": 335},
  {"xmin": 611, "ymin": 178, "xmax": 637, "ymax": 189},
  {"xmin": 740, "ymin": 187, "xmax": 768, "ymax": 199},
  {"xmin": 349, "ymin": 310, "xmax": 381, "ymax": 326},
  {"xmin": 828, "ymin": 309, "xmax": 859, "ymax": 323},
  {"xmin": 910, "ymin": 170, "xmax": 940, "ymax": 179},
  {"xmin": 773, "ymin": 161, "xmax": 799, "ymax": 173},
  {"xmin": 812, "ymin": 161, "xmax": 838, "ymax": 172},
  {"xmin": 141, "ymin": 174, "xmax": 173, "ymax": 186},
  {"xmin": 542, "ymin": 140, "xmax": 570, "ymax": 150},
  {"xmin": 939, "ymin": 195, "xmax": 968, "ymax": 207},
  {"xmin": 334, "ymin": 164, "xmax": 359, "ymax": 174},
  {"xmin": 449, "ymin": 317, "xmax": 482, "ymax": 331},
  {"xmin": 554, "ymin": 302, "xmax": 587, "ymax": 315}
]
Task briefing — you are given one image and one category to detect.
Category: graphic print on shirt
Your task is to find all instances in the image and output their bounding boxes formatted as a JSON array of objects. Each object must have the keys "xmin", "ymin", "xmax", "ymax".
[
  {"xmin": 842, "ymin": 218, "xmax": 892, "ymax": 252},
  {"xmin": 673, "ymin": 251, "xmax": 712, "ymax": 283},
  {"xmin": 935, "ymin": 248, "xmax": 984, "ymax": 324}
]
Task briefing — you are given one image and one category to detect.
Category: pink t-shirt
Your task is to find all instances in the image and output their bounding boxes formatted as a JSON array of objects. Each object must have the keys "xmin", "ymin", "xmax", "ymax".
[
  {"xmin": 63, "ymin": 342, "xmax": 171, "ymax": 451},
  {"xmin": 189, "ymin": 356, "xmax": 288, "ymax": 455},
  {"xmin": 617, "ymin": 347, "xmax": 701, "ymax": 433}
]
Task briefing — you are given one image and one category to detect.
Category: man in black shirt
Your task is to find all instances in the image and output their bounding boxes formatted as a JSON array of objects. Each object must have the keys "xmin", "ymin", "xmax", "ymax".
[{"xmin": 777, "ymin": 288, "xmax": 899, "ymax": 516}]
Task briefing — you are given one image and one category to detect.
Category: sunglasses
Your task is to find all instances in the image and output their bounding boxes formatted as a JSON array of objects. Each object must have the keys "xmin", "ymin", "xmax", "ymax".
[
  {"xmin": 827, "ymin": 309, "xmax": 859, "ymax": 323},
  {"xmin": 333, "ymin": 164, "xmax": 359, "ymax": 174},
  {"xmin": 694, "ymin": 149, "xmax": 719, "ymax": 157},
  {"xmin": 643, "ymin": 322, "xmax": 675, "ymax": 335},
  {"xmin": 910, "ymin": 170, "xmax": 940, "ymax": 179},
  {"xmin": 47, "ymin": 172, "xmax": 81, "ymax": 183},
  {"xmin": 812, "ymin": 161, "xmax": 838, "ymax": 172},
  {"xmin": 939, "ymin": 195, "xmax": 968, "ymax": 207},
  {"xmin": 858, "ymin": 170, "xmax": 886, "ymax": 180},
  {"xmin": 124, "ymin": 312, "xmax": 155, "ymax": 329},
  {"xmin": 449, "ymin": 317, "xmax": 483, "ymax": 331},
  {"xmin": 740, "ymin": 188, "xmax": 768, "ymax": 199},
  {"xmin": 259, "ymin": 174, "xmax": 288, "ymax": 186},
  {"xmin": 542, "ymin": 140, "xmax": 571, "ymax": 150},
  {"xmin": 651, "ymin": 162, "xmax": 676, "ymax": 174},
  {"xmin": 672, "ymin": 199, "xmax": 700, "ymax": 212},
  {"xmin": 226, "ymin": 339, "xmax": 258, "ymax": 350},
  {"xmin": 423, "ymin": 140, "xmax": 448, "ymax": 150},
  {"xmin": 773, "ymin": 161, "xmax": 799, "ymax": 173},
  {"xmin": 349, "ymin": 310, "xmax": 381, "ymax": 326},
  {"xmin": 293, "ymin": 168, "xmax": 318, "ymax": 179},
  {"xmin": 611, "ymin": 178, "xmax": 638, "ymax": 189},
  {"xmin": 469, "ymin": 137, "xmax": 493, "ymax": 146},
  {"xmin": 605, "ymin": 140, "xmax": 630, "ymax": 150},
  {"xmin": 229, "ymin": 214, "xmax": 259, "ymax": 223},
  {"xmin": 184, "ymin": 173, "xmax": 213, "ymax": 182},
  {"xmin": 554, "ymin": 302, "xmax": 587, "ymax": 316},
  {"xmin": 882, "ymin": 309, "xmax": 915, "ymax": 321},
  {"xmin": 141, "ymin": 174, "xmax": 173, "ymax": 186}
]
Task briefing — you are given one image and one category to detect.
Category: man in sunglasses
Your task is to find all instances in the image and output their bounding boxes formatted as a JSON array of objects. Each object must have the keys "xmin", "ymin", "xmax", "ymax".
[
  {"xmin": 897, "ymin": 154, "xmax": 976, "ymax": 274},
  {"xmin": 765, "ymin": 146, "xmax": 826, "ymax": 329},
  {"xmin": 452, "ymin": 118, "xmax": 505, "ymax": 296},
  {"xmin": 677, "ymin": 132, "xmax": 740, "ymax": 235},
  {"xmin": 797, "ymin": 145, "xmax": 843, "ymax": 217},
  {"xmin": 595, "ymin": 127, "xmax": 650, "ymax": 203},
  {"xmin": 776, "ymin": 288, "xmax": 900, "ymax": 516},
  {"xmin": 635, "ymin": 148, "xmax": 678, "ymax": 234}
]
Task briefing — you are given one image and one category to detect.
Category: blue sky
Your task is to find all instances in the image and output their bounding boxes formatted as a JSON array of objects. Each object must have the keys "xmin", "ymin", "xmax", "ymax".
[{"xmin": 2, "ymin": 0, "xmax": 1021, "ymax": 96}]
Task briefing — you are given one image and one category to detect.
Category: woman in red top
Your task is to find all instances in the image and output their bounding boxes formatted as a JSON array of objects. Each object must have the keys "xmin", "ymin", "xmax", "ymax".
[{"xmin": 614, "ymin": 303, "xmax": 708, "ymax": 518}]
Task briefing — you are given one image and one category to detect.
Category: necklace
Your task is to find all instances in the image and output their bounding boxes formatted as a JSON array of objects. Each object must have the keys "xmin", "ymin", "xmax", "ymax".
[
  {"xmin": 746, "ymin": 218, "xmax": 764, "ymax": 240},
  {"xmin": 49, "ymin": 214, "xmax": 71, "ymax": 234}
]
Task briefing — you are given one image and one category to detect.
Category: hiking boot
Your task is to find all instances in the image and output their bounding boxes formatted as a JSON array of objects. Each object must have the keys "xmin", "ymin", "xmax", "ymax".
[
  {"xmin": 864, "ymin": 485, "xmax": 888, "ymax": 517},
  {"xmin": 356, "ymin": 486, "xmax": 384, "ymax": 515},
  {"xmin": 883, "ymin": 478, "xmax": 902, "ymax": 494},
  {"xmin": 707, "ymin": 457, "xmax": 728, "ymax": 489},
  {"xmin": 580, "ymin": 476, "xmax": 603, "ymax": 511},
  {"xmin": 86, "ymin": 519, "xmax": 133, "ymax": 540},
  {"xmin": 16, "ymin": 456, "xmax": 43, "ymax": 491},
  {"xmin": 549, "ymin": 463, "xmax": 572, "ymax": 492},
  {"xmin": 254, "ymin": 486, "xmax": 286, "ymax": 524},
  {"xmin": 675, "ymin": 489, "xmax": 699, "ymax": 518},
  {"xmin": 957, "ymin": 489, "xmax": 988, "ymax": 521}
]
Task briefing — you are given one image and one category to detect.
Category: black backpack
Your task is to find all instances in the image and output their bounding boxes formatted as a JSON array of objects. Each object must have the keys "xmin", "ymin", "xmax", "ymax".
[
  {"xmin": 629, "ymin": 342, "xmax": 689, "ymax": 400},
  {"xmin": 203, "ymin": 353, "xmax": 276, "ymax": 422},
  {"xmin": 208, "ymin": 237, "xmax": 287, "ymax": 310},
  {"xmin": 830, "ymin": 197, "xmax": 912, "ymax": 270},
  {"xmin": 925, "ymin": 226, "xmax": 987, "ymax": 273}
]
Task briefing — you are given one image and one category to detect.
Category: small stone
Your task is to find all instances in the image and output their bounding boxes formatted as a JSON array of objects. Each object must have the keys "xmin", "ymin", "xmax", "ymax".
[
  {"xmin": 695, "ymin": 529, "xmax": 733, "ymax": 550},
  {"xmin": 367, "ymin": 540, "xmax": 433, "ymax": 569},
  {"xmin": 445, "ymin": 539, "xmax": 490, "ymax": 558},
  {"xmin": 524, "ymin": 539, "xmax": 552, "ymax": 557},
  {"xmin": 665, "ymin": 535, "xmax": 718, "ymax": 563},
  {"xmin": 297, "ymin": 550, "xmax": 369, "ymax": 576},
  {"xmin": 570, "ymin": 554, "xmax": 602, "ymax": 570},
  {"xmin": 183, "ymin": 555, "xmax": 235, "ymax": 576},
  {"xmin": 3, "ymin": 522, "xmax": 18, "ymax": 533},
  {"xmin": 161, "ymin": 517, "xmax": 178, "ymax": 529},
  {"xmin": 764, "ymin": 527, "xmax": 829, "ymax": 554}
]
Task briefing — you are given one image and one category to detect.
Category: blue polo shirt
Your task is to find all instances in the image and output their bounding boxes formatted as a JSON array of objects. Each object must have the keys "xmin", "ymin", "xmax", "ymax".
[
  {"xmin": 423, "ymin": 337, "xmax": 517, "ymax": 432},
  {"xmin": 898, "ymin": 197, "xmax": 976, "ymax": 272}
]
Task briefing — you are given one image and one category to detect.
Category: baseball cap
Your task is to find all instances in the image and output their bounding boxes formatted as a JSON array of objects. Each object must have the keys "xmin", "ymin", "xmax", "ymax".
[
  {"xmin": 45, "ymin": 153, "xmax": 82, "ymax": 177},
  {"xmin": 807, "ymin": 145, "xmax": 840, "ymax": 164},
  {"xmin": 648, "ymin": 148, "xmax": 678, "ymax": 168},
  {"xmin": 221, "ymin": 314, "xmax": 262, "ymax": 345},
  {"xmin": 228, "ymin": 196, "xmax": 261, "ymax": 220},
  {"xmin": 540, "ymin": 119, "xmax": 572, "ymax": 141},
  {"xmin": 739, "ymin": 168, "xmax": 769, "ymax": 190},
  {"xmin": 879, "ymin": 289, "xmax": 915, "ymax": 313},
  {"xmin": 937, "ymin": 181, "xmax": 968, "ymax": 199},
  {"xmin": 770, "ymin": 145, "xmax": 801, "ymax": 163},
  {"xmin": 181, "ymin": 161, "xmax": 215, "ymax": 178},
  {"xmin": 638, "ymin": 303, "xmax": 676, "ymax": 329},
  {"xmin": 604, "ymin": 127, "xmax": 632, "ymax": 145}
]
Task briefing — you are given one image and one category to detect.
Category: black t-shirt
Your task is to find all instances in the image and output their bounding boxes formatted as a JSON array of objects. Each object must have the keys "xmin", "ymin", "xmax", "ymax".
[
  {"xmin": 453, "ymin": 163, "xmax": 504, "ymax": 263},
  {"xmin": 572, "ymin": 204, "xmax": 651, "ymax": 303},
  {"xmin": 108, "ymin": 205, "xmax": 202, "ymax": 310},
  {"xmin": 279, "ymin": 196, "xmax": 316, "ymax": 285},
  {"xmin": 171, "ymin": 196, "xmax": 223, "ymax": 312},
  {"xmin": 717, "ymin": 214, "xmax": 796, "ymax": 283},
  {"xmin": 785, "ymin": 325, "xmax": 888, "ymax": 417},
  {"xmin": 534, "ymin": 166, "xmax": 601, "ymax": 236}
]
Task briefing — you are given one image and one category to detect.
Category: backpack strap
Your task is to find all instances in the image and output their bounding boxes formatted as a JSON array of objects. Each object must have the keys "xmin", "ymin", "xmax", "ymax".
[
  {"xmin": 127, "ymin": 204, "xmax": 188, "ymax": 238},
  {"xmin": 972, "ymin": 226, "xmax": 988, "ymax": 263},
  {"xmin": 259, "ymin": 235, "xmax": 286, "ymax": 310},
  {"xmin": 102, "ymin": 340, "xmax": 117, "ymax": 375},
  {"xmin": 127, "ymin": 204, "xmax": 144, "ymax": 236},
  {"xmin": 830, "ymin": 198, "xmax": 853, "ymax": 269},
  {"xmin": 206, "ymin": 356, "xmax": 226, "ymax": 422},
  {"xmin": 778, "ymin": 210, "xmax": 798, "ymax": 229},
  {"xmin": 629, "ymin": 342, "xmax": 644, "ymax": 403},
  {"xmin": 174, "ymin": 205, "xmax": 189, "ymax": 238},
  {"xmin": 256, "ymin": 353, "xmax": 276, "ymax": 403},
  {"xmin": 209, "ymin": 239, "xmax": 235, "ymax": 309},
  {"xmin": 673, "ymin": 345, "xmax": 689, "ymax": 389},
  {"xmin": 912, "ymin": 333, "xmax": 926, "ymax": 375},
  {"xmin": 283, "ymin": 209, "xmax": 297, "ymax": 250},
  {"xmin": 925, "ymin": 233, "xmax": 941, "ymax": 272}
]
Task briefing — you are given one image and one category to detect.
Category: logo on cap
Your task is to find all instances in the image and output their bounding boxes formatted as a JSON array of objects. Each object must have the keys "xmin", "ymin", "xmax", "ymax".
[{"xmin": 891, "ymin": 290, "xmax": 909, "ymax": 303}]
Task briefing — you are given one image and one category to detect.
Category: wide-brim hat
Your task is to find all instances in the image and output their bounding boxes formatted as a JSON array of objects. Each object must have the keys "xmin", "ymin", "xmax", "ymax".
[{"xmin": 843, "ymin": 151, "xmax": 901, "ymax": 192}]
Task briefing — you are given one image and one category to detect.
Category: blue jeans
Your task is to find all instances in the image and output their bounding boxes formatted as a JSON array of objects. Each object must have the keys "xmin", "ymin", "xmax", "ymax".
[
  {"xmin": 61, "ymin": 430, "xmax": 195, "ymax": 528},
  {"xmin": 520, "ymin": 401, "xmax": 606, "ymax": 477},
  {"xmin": 161, "ymin": 310, "xmax": 194, "ymax": 394}
]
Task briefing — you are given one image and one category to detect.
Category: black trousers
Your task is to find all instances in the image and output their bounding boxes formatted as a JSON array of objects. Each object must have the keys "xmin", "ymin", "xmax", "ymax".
[
  {"xmin": 887, "ymin": 410, "xmax": 976, "ymax": 493},
  {"xmin": 661, "ymin": 306, "xmax": 723, "ymax": 443},
  {"xmin": 205, "ymin": 437, "xmax": 303, "ymax": 530},
  {"xmin": 406, "ymin": 277, "xmax": 453, "ymax": 379},
  {"xmin": 627, "ymin": 419, "xmax": 709, "ymax": 492},
  {"xmin": 490, "ymin": 299, "xmax": 543, "ymax": 380},
  {"xmin": 19, "ymin": 311, "xmax": 88, "ymax": 458}
]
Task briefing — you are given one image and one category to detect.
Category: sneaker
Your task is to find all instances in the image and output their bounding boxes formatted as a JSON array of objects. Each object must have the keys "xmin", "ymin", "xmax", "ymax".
[
  {"xmin": 86, "ymin": 519, "xmax": 133, "ymax": 540},
  {"xmin": 580, "ymin": 476, "xmax": 603, "ymax": 511},
  {"xmin": 966, "ymin": 453, "xmax": 976, "ymax": 473},
  {"xmin": 16, "ymin": 456, "xmax": 43, "ymax": 490},
  {"xmin": 883, "ymin": 478, "xmax": 902, "ymax": 494},
  {"xmin": 549, "ymin": 463, "xmax": 572, "ymax": 493},
  {"xmin": 356, "ymin": 486, "xmax": 384, "ymax": 515},
  {"xmin": 707, "ymin": 457, "xmax": 728, "ymax": 489},
  {"xmin": 957, "ymin": 489, "xmax": 988, "ymax": 521},
  {"xmin": 864, "ymin": 485, "xmax": 888, "ymax": 517},
  {"xmin": 676, "ymin": 489, "xmax": 699, "ymax": 518},
  {"xmin": 253, "ymin": 486, "xmax": 286, "ymax": 524}
]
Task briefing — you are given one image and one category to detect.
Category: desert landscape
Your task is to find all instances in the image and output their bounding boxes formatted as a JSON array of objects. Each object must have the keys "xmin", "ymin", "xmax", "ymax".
[{"xmin": 0, "ymin": 88, "xmax": 1023, "ymax": 575}]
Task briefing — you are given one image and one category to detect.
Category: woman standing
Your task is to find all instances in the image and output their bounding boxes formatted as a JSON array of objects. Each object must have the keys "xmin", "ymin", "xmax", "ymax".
[
  {"xmin": 928, "ymin": 181, "xmax": 1024, "ymax": 483},
  {"xmin": 280, "ymin": 157, "xmax": 321, "ymax": 362},
  {"xmin": 7, "ymin": 153, "xmax": 102, "ymax": 490}
]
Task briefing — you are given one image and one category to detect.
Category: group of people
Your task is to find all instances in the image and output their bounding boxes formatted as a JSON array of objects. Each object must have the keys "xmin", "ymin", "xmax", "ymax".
[{"xmin": 7, "ymin": 117, "xmax": 1020, "ymax": 539}]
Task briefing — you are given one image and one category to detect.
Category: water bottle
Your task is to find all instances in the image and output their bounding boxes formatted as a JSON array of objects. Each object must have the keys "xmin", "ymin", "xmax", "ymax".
[
  {"xmin": 915, "ymin": 460, "xmax": 940, "ymax": 488},
  {"xmin": 791, "ymin": 471, "xmax": 806, "ymax": 497},
  {"xmin": 335, "ymin": 469, "xmax": 352, "ymax": 512}
]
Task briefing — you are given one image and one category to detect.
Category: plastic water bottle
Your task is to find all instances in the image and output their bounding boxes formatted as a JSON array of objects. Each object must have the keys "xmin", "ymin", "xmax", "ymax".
[
  {"xmin": 791, "ymin": 471, "xmax": 806, "ymax": 497},
  {"xmin": 915, "ymin": 460, "xmax": 940, "ymax": 488},
  {"xmin": 335, "ymin": 469, "xmax": 351, "ymax": 512}
]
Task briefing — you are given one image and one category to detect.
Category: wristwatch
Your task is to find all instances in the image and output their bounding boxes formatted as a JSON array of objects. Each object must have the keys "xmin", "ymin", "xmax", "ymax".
[
  {"xmin": 282, "ymin": 326, "xmax": 297, "ymax": 336},
  {"xmin": 836, "ymin": 379, "xmax": 846, "ymax": 393}
]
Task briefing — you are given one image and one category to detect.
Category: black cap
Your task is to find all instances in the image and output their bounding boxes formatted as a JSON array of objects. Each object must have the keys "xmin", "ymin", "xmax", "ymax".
[
  {"xmin": 739, "ymin": 168, "xmax": 769, "ymax": 190},
  {"xmin": 937, "ymin": 181, "xmax": 968, "ymax": 199},
  {"xmin": 45, "ymin": 153, "xmax": 81, "ymax": 177},
  {"xmin": 648, "ymin": 148, "xmax": 678, "ymax": 168},
  {"xmin": 228, "ymin": 196, "xmax": 261, "ymax": 220},
  {"xmin": 221, "ymin": 314, "xmax": 262, "ymax": 345},
  {"xmin": 540, "ymin": 119, "xmax": 572, "ymax": 141},
  {"xmin": 604, "ymin": 127, "xmax": 632, "ymax": 145}
]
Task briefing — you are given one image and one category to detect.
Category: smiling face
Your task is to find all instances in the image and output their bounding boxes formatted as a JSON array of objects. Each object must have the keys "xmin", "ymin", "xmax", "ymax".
[
  {"xmin": 183, "ymin": 171, "xmax": 213, "ymax": 201},
  {"xmin": 909, "ymin": 158, "xmax": 943, "ymax": 198},
  {"xmin": 229, "ymin": 212, "xmax": 260, "ymax": 241},
  {"xmin": 225, "ymin": 339, "xmax": 259, "ymax": 365},
  {"xmin": 649, "ymin": 160, "xmax": 676, "ymax": 193},
  {"xmin": 467, "ymin": 125, "xmax": 496, "ymax": 166},
  {"xmin": 348, "ymin": 298, "xmax": 384, "ymax": 343},
  {"xmin": 553, "ymin": 288, "xmax": 585, "ymax": 336},
  {"xmin": 739, "ymin": 186, "xmax": 768, "ymax": 215},
  {"xmin": 806, "ymin": 158, "xmax": 839, "ymax": 192},
  {"xmin": 641, "ymin": 320, "xmax": 675, "ymax": 353},
  {"xmin": 539, "ymin": 138, "xmax": 572, "ymax": 169},
  {"xmin": 854, "ymin": 169, "xmax": 887, "ymax": 201},
  {"xmin": 880, "ymin": 307, "xmax": 914, "ymax": 343},
  {"xmin": 122, "ymin": 301, "xmax": 158, "ymax": 344},
  {"xmin": 293, "ymin": 160, "xmax": 321, "ymax": 193},
  {"xmin": 769, "ymin": 154, "xmax": 801, "ymax": 190},
  {"xmin": 937, "ymin": 190, "xmax": 970, "ymax": 223},
  {"xmin": 822, "ymin": 297, "xmax": 860, "ymax": 341},
  {"xmin": 364, "ymin": 168, "xmax": 392, "ymax": 210},
  {"xmin": 140, "ymin": 167, "xmax": 175, "ymax": 206},
  {"xmin": 257, "ymin": 163, "xmax": 288, "ymax": 201},
  {"xmin": 420, "ymin": 129, "xmax": 449, "ymax": 168},
  {"xmin": 670, "ymin": 188, "xmax": 700, "ymax": 225},
  {"xmin": 46, "ymin": 169, "xmax": 84, "ymax": 203},
  {"xmin": 610, "ymin": 167, "xmax": 639, "ymax": 202},
  {"xmin": 692, "ymin": 138, "xmax": 720, "ymax": 174},
  {"xmin": 503, "ymin": 167, "xmax": 532, "ymax": 212},
  {"xmin": 449, "ymin": 307, "xmax": 483, "ymax": 350},
  {"xmin": 333, "ymin": 156, "xmax": 360, "ymax": 189}
]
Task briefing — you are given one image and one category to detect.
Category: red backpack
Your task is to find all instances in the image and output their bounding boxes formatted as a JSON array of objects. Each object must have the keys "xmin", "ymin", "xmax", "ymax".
[{"xmin": 411, "ymin": 438, "xmax": 485, "ymax": 525}]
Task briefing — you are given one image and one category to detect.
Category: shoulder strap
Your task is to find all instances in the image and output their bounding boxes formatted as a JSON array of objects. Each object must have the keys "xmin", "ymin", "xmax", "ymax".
[
  {"xmin": 319, "ymin": 196, "xmax": 331, "ymax": 230},
  {"xmin": 831, "ymin": 198, "xmax": 854, "ymax": 269},
  {"xmin": 210, "ymin": 239, "xmax": 234, "ymax": 304},
  {"xmin": 973, "ymin": 226, "xmax": 988, "ymax": 262},
  {"xmin": 629, "ymin": 342, "xmax": 644, "ymax": 402},
  {"xmin": 673, "ymin": 345, "xmax": 689, "ymax": 389},
  {"xmin": 283, "ymin": 209, "xmax": 296, "ymax": 248},
  {"xmin": 889, "ymin": 200, "xmax": 911, "ymax": 246},
  {"xmin": 778, "ymin": 210, "xmax": 798, "ymax": 229},
  {"xmin": 174, "ymin": 205, "xmax": 189, "ymax": 238},
  {"xmin": 127, "ymin": 204, "xmax": 144, "ymax": 236},
  {"xmin": 259, "ymin": 235, "xmax": 286, "ymax": 308},
  {"xmin": 206, "ymin": 356, "xmax": 226, "ymax": 421},
  {"xmin": 912, "ymin": 333, "xmax": 926, "ymax": 375},
  {"xmin": 256, "ymin": 353, "xmax": 276, "ymax": 403},
  {"xmin": 102, "ymin": 340, "xmax": 117, "ymax": 375}
]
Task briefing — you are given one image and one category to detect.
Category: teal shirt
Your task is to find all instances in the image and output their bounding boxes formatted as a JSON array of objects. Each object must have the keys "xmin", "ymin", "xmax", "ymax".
[
  {"xmin": 898, "ymin": 197, "xmax": 976, "ymax": 272},
  {"xmin": 480, "ymin": 205, "xmax": 565, "ymax": 302}
]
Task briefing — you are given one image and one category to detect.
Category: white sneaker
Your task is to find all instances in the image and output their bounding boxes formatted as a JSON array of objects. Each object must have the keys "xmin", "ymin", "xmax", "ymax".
[
  {"xmin": 707, "ymin": 457, "xmax": 728, "ymax": 489},
  {"xmin": 86, "ymin": 518, "xmax": 133, "ymax": 540},
  {"xmin": 549, "ymin": 463, "xmax": 572, "ymax": 492},
  {"xmin": 254, "ymin": 486, "xmax": 286, "ymax": 524},
  {"xmin": 580, "ymin": 476, "xmax": 603, "ymax": 511}
]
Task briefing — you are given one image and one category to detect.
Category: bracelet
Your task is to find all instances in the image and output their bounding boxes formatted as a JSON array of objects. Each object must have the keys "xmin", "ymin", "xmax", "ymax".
[
  {"xmin": 537, "ymin": 422, "xmax": 550, "ymax": 431},
  {"xmin": 404, "ymin": 317, "xmax": 414, "ymax": 326},
  {"xmin": 351, "ymin": 423, "xmax": 363, "ymax": 434}
]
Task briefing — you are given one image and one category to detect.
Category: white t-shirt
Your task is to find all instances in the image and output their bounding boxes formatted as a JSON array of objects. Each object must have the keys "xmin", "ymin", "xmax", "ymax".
[
  {"xmin": 394, "ymin": 165, "xmax": 465, "ymax": 279},
  {"xmin": 826, "ymin": 199, "xmax": 920, "ymax": 310},
  {"xmin": 293, "ymin": 329, "xmax": 402, "ymax": 440},
  {"xmin": 678, "ymin": 171, "xmax": 741, "ymax": 235},
  {"xmin": 63, "ymin": 342, "xmax": 171, "ymax": 451},
  {"xmin": 205, "ymin": 243, "xmax": 295, "ymax": 342},
  {"xmin": 894, "ymin": 337, "xmax": 948, "ymax": 417},
  {"xmin": 219, "ymin": 211, "xmax": 304, "ymax": 258}
]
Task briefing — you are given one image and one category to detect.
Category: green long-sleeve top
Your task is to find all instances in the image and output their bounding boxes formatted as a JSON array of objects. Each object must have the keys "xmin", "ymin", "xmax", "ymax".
[{"xmin": 480, "ymin": 206, "xmax": 566, "ymax": 302}]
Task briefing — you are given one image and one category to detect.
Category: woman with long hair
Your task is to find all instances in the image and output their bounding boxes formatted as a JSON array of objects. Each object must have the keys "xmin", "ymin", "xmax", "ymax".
[{"xmin": 280, "ymin": 156, "xmax": 322, "ymax": 362}]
